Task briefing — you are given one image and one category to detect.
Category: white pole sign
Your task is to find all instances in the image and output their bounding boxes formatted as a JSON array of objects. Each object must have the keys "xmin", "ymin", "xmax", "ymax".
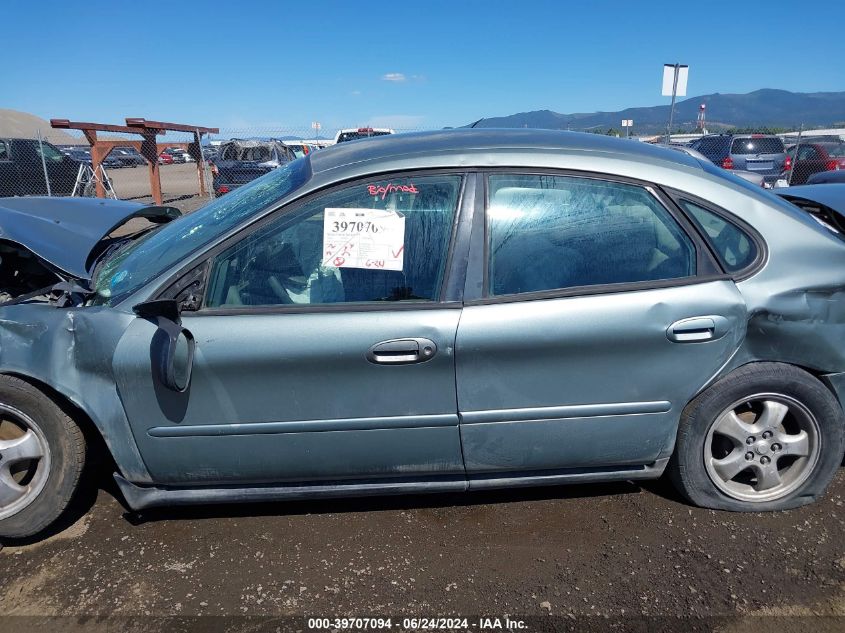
[{"xmin": 662, "ymin": 64, "xmax": 689, "ymax": 97}]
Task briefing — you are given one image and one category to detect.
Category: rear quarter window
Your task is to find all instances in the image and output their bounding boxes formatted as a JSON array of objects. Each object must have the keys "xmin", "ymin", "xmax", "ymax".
[{"xmin": 679, "ymin": 200, "xmax": 758, "ymax": 274}]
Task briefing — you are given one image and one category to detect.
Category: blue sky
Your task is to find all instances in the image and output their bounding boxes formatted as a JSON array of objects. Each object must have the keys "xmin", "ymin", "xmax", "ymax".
[{"xmin": 5, "ymin": 0, "xmax": 843, "ymax": 135}]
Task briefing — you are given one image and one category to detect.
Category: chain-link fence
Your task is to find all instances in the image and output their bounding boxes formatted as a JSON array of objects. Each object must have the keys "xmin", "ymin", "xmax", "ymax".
[
  {"xmin": 0, "ymin": 127, "xmax": 429, "ymax": 214},
  {"xmin": 2, "ymin": 124, "xmax": 843, "ymax": 215}
]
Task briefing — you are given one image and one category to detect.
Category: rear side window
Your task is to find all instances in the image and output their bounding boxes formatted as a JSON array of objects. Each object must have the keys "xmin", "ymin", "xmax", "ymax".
[
  {"xmin": 679, "ymin": 200, "xmax": 758, "ymax": 274},
  {"xmin": 486, "ymin": 174, "xmax": 696, "ymax": 296},
  {"xmin": 730, "ymin": 137, "xmax": 784, "ymax": 155},
  {"xmin": 821, "ymin": 142, "xmax": 845, "ymax": 158},
  {"xmin": 0, "ymin": 141, "xmax": 8, "ymax": 161},
  {"xmin": 693, "ymin": 137, "xmax": 729, "ymax": 157}
]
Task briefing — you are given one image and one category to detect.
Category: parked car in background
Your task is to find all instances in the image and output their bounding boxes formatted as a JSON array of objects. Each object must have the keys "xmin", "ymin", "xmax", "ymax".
[
  {"xmin": 659, "ymin": 144, "xmax": 766, "ymax": 187},
  {"xmin": 689, "ymin": 134, "xmax": 789, "ymax": 185},
  {"xmin": 202, "ymin": 146, "xmax": 218, "ymax": 162},
  {"xmin": 0, "ymin": 138, "xmax": 80, "ymax": 196},
  {"xmin": 212, "ymin": 139, "xmax": 295, "ymax": 196},
  {"xmin": 785, "ymin": 142, "xmax": 845, "ymax": 185},
  {"xmin": 158, "ymin": 152, "xmax": 174, "ymax": 165},
  {"xmin": 775, "ymin": 184, "xmax": 845, "ymax": 233},
  {"xmin": 283, "ymin": 141, "xmax": 316, "ymax": 158},
  {"xmin": 161, "ymin": 148, "xmax": 187, "ymax": 164},
  {"xmin": 5, "ymin": 131, "xmax": 845, "ymax": 539},
  {"xmin": 110, "ymin": 147, "xmax": 146, "ymax": 168},
  {"xmin": 73, "ymin": 149, "xmax": 122, "ymax": 169},
  {"xmin": 333, "ymin": 127, "xmax": 395, "ymax": 144},
  {"xmin": 807, "ymin": 170, "xmax": 845, "ymax": 185}
]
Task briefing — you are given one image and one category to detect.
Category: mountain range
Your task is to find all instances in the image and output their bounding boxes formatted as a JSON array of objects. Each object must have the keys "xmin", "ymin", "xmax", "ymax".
[{"xmin": 467, "ymin": 89, "xmax": 845, "ymax": 134}]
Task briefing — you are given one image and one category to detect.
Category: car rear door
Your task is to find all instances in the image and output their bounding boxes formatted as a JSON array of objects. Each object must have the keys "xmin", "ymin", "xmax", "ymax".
[
  {"xmin": 113, "ymin": 172, "xmax": 472, "ymax": 487},
  {"xmin": 455, "ymin": 172, "xmax": 747, "ymax": 479}
]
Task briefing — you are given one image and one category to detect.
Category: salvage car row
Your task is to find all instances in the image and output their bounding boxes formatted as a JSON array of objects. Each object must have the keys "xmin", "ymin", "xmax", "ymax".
[{"xmin": 2, "ymin": 129, "xmax": 845, "ymax": 540}]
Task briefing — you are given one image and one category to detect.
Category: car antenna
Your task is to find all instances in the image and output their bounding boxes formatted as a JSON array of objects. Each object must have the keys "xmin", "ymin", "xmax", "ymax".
[{"xmin": 469, "ymin": 118, "xmax": 484, "ymax": 128}]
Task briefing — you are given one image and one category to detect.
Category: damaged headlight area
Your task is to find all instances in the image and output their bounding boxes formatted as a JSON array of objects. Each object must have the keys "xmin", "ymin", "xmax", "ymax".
[{"xmin": 0, "ymin": 242, "xmax": 63, "ymax": 304}]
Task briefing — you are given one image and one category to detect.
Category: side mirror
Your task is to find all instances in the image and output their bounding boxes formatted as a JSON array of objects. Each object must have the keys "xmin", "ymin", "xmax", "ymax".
[{"xmin": 133, "ymin": 299, "xmax": 196, "ymax": 393}]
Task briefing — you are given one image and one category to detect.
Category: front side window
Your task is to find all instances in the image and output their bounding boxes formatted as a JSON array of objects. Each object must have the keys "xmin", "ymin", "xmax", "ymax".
[
  {"xmin": 487, "ymin": 174, "xmax": 696, "ymax": 296},
  {"xmin": 34, "ymin": 142, "xmax": 65, "ymax": 162},
  {"xmin": 205, "ymin": 174, "xmax": 462, "ymax": 308},
  {"xmin": 797, "ymin": 146, "xmax": 820, "ymax": 160},
  {"xmin": 94, "ymin": 159, "xmax": 311, "ymax": 305},
  {"xmin": 679, "ymin": 200, "xmax": 758, "ymax": 274}
]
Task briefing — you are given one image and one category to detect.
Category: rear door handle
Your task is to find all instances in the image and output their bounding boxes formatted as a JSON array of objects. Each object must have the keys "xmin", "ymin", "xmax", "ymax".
[
  {"xmin": 367, "ymin": 338, "xmax": 437, "ymax": 365},
  {"xmin": 667, "ymin": 316, "xmax": 729, "ymax": 343}
]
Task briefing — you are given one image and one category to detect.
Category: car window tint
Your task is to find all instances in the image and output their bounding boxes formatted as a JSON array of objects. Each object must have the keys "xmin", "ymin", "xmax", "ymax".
[
  {"xmin": 730, "ymin": 138, "xmax": 784, "ymax": 155},
  {"xmin": 0, "ymin": 141, "xmax": 8, "ymax": 161},
  {"xmin": 34, "ymin": 142, "xmax": 65, "ymax": 162},
  {"xmin": 822, "ymin": 143, "xmax": 845, "ymax": 158},
  {"xmin": 694, "ymin": 137, "xmax": 729, "ymax": 157},
  {"xmin": 205, "ymin": 175, "xmax": 461, "ymax": 308},
  {"xmin": 679, "ymin": 200, "xmax": 757, "ymax": 273},
  {"xmin": 486, "ymin": 175, "xmax": 696, "ymax": 296}
]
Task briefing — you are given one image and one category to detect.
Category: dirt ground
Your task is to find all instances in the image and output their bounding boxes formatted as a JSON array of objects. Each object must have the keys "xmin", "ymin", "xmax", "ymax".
[
  {"xmin": 2, "ymin": 464, "xmax": 845, "ymax": 632},
  {"xmin": 108, "ymin": 162, "xmax": 213, "ymax": 215},
  {"xmin": 3, "ymin": 165, "xmax": 845, "ymax": 631}
]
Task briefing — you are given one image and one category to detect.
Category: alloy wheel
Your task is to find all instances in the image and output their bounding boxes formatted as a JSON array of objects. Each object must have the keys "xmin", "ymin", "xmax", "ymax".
[
  {"xmin": 0, "ymin": 404, "xmax": 52, "ymax": 521},
  {"xmin": 704, "ymin": 393, "xmax": 820, "ymax": 503}
]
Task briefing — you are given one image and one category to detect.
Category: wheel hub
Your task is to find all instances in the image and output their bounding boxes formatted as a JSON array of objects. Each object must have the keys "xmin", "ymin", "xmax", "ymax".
[{"xmin": 704, "ymin": 394, "xmax": 819, "ymax": 503}]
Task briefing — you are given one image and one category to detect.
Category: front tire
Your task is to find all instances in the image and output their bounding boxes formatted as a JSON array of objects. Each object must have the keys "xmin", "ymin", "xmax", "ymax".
[
  {"xmin": 0, "ymin": 376, "xmax": 86, "ymax": 539},
  {"xmin": 670, "ymin": 363, "xmax": 844, "ymax": 512}
]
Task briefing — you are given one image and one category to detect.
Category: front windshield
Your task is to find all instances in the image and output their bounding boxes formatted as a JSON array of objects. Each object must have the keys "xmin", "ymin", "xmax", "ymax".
[{"xmin": 93, "ymin": 158, "xmax": 310, "ymax": 305}]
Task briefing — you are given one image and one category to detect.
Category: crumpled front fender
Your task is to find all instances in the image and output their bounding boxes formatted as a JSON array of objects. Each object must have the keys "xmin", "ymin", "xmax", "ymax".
[{"xmin": 0, "ymin": 303, "xmax": 152, "ymax": 482}]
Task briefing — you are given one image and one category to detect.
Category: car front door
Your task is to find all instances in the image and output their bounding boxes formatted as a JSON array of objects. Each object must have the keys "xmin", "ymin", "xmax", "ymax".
[
  {"xmin": 456, "ymin": 173, "xmax": 747, "ymax": 478},
  {"xmin": 113, "ymin": 172, "xmax": 470, "ymax": 486}
]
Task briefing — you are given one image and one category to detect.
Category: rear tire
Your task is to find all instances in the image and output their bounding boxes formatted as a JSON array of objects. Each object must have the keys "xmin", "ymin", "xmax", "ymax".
[
  {"xmin": 669, "ymin": 362, "xmax": 844, "ymax": 511},
  {"xmin": 0, "ymin": 376, "xmax": 86, "ymax": 539}
]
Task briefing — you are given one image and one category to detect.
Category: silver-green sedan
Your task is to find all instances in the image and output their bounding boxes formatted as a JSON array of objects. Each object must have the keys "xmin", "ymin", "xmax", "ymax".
[{"xmin": 2, "ymin": 129, "xmax": 845, "ymax": 539}]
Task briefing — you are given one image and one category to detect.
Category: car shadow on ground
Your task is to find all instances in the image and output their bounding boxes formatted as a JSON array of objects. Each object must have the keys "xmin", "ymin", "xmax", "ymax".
[{"xmin": 0, "ymin": 459, "xmax": 119, "ymax": 547}]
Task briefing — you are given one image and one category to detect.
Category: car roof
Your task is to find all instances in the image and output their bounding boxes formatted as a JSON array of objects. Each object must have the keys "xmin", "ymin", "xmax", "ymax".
[{"xmin": 309, "ymin": 128, "xmax": 702, "ymax": 175}]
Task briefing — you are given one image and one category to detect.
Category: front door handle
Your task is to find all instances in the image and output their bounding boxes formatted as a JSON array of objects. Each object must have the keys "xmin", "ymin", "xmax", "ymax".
[
  {"xmin": 667, "ymin": 316, "xmax": 729, "ymax": 343},
  {"xmin": 367, "ymin": 338, "xmax": 437, "ymax": 365}
]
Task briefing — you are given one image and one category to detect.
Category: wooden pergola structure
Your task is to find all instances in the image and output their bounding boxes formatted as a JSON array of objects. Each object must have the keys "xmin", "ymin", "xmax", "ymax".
[{"xmin": 50, "ymin": 118, "xmax": 218, "ymax": 204}]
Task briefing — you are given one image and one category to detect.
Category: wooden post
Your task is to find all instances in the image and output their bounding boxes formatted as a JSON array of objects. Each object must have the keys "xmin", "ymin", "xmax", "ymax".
[
  {"xmin": 82, "ymin": 130, "xmax": 105, "ymax": 198},
  {"xmin": 192, "ymin": 130, "xmax": 207, "ymax": 197},
  {"xmin": 140, "ymin": 134, "xmax": 162, "ymax": 205}
]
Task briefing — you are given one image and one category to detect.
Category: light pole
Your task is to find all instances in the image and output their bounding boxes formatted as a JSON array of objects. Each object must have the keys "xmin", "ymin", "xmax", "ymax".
[{"xmin": 662, "ymin": 63, "xmax": 689, "ymax": 143}]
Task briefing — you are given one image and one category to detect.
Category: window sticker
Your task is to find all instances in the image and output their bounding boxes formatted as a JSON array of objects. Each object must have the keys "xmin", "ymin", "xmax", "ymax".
[{"xmin": 322, "ymin": 208, "xmax": 406, "ymax": 271}]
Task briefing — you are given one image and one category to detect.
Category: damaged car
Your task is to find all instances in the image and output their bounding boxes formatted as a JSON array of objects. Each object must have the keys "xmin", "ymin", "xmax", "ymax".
[
  {"xmin": 211, "ymin": 139, "xmax": 296, "ymax": 196},
  {"xmin": 3, "ymin": 130, "xmax": 845, "ymax": 539}
]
